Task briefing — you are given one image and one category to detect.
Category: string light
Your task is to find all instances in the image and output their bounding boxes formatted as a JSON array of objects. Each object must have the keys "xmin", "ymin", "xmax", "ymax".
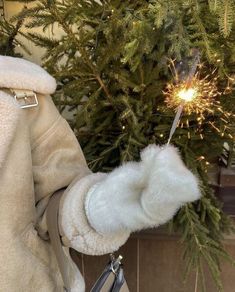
[{"xmin": 198, "ymin": 156, "xmax": 205, "ymax": 161}]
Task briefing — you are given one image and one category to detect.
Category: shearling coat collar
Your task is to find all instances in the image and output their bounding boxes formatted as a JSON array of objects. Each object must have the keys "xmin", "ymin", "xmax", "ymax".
[
  {"xmin": 0, "ymin": 91, "xmax": 20, "ymax": 168},
  {"xmin": 0, "ymin": 55, "xmax": 57, "ymax": 169},
  {"xmin": 0, "ymin": 56, "xmax": 56, "ymax": 94}
]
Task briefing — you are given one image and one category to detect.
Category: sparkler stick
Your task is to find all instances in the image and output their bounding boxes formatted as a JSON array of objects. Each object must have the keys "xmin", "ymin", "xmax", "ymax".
[
  {"xmin": 167, "ymin": 51, "xmax": 201, "ymax": 145},
  {"xmin": 167, "ymin": 103, "xmax": 184, "ymax": 145}
]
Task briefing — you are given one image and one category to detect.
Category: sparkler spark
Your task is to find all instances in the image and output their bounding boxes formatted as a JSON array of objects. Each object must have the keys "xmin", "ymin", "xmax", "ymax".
[
  {"xmin": 163, "ymin": 56, "xmax": 235, "ymax": 145},
  {"xmin": 177, "ymin": 88, "xmax": 197, "ymax": 101},
  {"xmin": 164, "ymin": 73, "xmax": 219, "ymax": 117}
]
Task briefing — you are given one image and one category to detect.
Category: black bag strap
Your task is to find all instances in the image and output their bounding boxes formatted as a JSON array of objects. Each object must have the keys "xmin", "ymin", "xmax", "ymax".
[{"xmin": 111, "ymin": 267, "xmax": 125, "ymax": 292}]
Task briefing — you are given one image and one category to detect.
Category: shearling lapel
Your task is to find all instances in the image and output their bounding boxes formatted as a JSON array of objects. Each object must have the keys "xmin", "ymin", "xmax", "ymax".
[
  {"xmin": 0, "ymin": 55, "xmax": 56, "ymax": 95},
  {"xmin": 0, "ymin": 55, "xmax": 56, "ymax": 170},
  {"xmin": 0, "ymin": 91, "xmax": 21, "ymax": 168}
]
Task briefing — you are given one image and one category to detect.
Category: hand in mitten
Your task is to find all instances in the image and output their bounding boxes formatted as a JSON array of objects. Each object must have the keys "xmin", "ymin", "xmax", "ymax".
[{"xmin": 85, "ymin": 144, "xmax": 201, "ymax": 235}]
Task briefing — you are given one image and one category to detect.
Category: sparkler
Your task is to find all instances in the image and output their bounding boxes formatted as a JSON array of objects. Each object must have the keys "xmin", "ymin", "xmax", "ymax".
[
  {"xmin": 163, "ymin": 51, "xmax": 224, "ymax": 145},
  {"xmin": 164, "ymin": 73, "xmax": 218, "ymax": 117}
]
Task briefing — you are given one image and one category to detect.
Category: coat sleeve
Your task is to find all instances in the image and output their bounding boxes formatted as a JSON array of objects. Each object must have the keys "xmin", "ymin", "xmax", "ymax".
[{"xmin": 29, "ymin": 95, "xmax": 129, "ymax": 255}]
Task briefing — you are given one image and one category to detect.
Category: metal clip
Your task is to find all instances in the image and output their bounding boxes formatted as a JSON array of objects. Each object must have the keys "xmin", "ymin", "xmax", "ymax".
[
  {"xmin": 13, "ymin": 90, "xmax": 38, "ymax": 109},
  {"xmin": 110, "ymin": 254, "xmax": 123, "ymax": 274}
]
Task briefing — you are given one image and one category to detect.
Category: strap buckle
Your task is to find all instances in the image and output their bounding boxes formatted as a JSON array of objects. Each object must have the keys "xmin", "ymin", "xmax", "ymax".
[{"xmin": 12, "ymin": 89, "xmax": 38, "ymax": 109}]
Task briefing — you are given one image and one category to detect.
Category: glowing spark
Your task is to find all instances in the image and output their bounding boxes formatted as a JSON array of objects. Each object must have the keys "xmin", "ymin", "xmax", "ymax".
[
  {"xmin": 164, "ymin": 56, "xmax": 234, "ymax": 144},
  {"xmin": 178, "ymin": 88, "xmax": 197, "ymax": 101},
  {"xmin": 221, "ymin": 118, "xmax": 228, "ymax": 124},
  {"xmin": 164, "ymin": 74, "xmax": 219, "ymax": 116},
  {"xmin": 186, "ymin": 119, "xmax": 189, "ymax": 128},
  {"xmin": 209, "ymin": 122, "xmax": 220, "ymax": 133}
]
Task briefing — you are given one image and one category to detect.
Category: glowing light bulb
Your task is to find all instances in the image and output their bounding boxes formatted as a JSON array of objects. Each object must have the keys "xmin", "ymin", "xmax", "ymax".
[{"xmin": 177, "ymin": 88, "xmax": 197, "ymax": 102}]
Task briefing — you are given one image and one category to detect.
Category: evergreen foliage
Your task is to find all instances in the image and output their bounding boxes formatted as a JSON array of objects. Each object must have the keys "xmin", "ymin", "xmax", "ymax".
[
  {"xmin": 2, "ymin": 0, "xmax": 235, "ymax": 290},
  {"xmin": 0, "ymin": 16, "xmax": 25, "ymax": 55}
]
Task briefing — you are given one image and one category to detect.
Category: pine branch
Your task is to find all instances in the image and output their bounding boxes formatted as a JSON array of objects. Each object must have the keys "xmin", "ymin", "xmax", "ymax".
[{"xmin": 218, "ymin": 0, "xmax": 235, "ymax": 38}]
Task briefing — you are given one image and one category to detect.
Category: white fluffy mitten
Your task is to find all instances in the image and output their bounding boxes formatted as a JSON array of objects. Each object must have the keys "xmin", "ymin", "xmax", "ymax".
[{"xmin": 85, "ymin": 144, "xmax": 201, "ymax": 235}]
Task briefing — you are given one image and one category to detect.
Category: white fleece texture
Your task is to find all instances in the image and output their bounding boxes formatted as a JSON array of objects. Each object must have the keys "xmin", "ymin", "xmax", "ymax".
[
  {"xmin": 0, "ymin": 91, "xmax": 21, "ymax": 168},
  {"xmin": 0, "ymin": 55, "xmax": 56, "ymax": 94},
  {"xmin": 85, "ymin": 144, "xmax": 201, "ymax": 235},
  {"xmin": 59, "ymin": 173, "xmax": 130, "ymax": 256}
]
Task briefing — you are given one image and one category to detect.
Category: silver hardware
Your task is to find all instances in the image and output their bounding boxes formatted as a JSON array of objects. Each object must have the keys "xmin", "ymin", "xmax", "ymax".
[
  {"xmin": 14, "ymin": 91, "xmax": 38, "ymax": 109},
  {"xmin": 110, "ymin": 254, "xmax": 123, "ymax": 274}
]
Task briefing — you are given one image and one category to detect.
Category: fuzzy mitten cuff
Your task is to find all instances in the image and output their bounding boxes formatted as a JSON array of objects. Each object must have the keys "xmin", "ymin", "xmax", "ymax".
[
  {"xmin": 85, "ymin": 145, "xmax": 201, "ymax": 235},
  {"xmin": 59, "ymin": 173, "xmax": 130, "ymax": 255}
]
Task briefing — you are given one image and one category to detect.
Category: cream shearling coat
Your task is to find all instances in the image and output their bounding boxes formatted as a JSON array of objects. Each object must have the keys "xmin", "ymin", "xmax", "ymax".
[
  {"xmin": 0, "ymin": 56, "xmax": 130, "ymax": 291},
  {"xmin": 0, "ymin": 56, "xmax": 201, "ymax": 291}
]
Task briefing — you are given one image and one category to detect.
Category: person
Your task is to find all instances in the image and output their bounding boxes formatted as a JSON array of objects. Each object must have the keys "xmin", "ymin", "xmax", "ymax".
[{"xmin": 0, "ymin": 55, "xmax": 201, "ymax": 291}]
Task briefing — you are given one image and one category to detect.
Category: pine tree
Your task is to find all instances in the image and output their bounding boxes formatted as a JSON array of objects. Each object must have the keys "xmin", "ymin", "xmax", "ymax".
[
  {"xmin": 3, "ymin": 0, "xmax": 235, "ymax": 290},
  {"xmin": 0, "ymin": 7, "xmax": 27, "ymax": 56}
]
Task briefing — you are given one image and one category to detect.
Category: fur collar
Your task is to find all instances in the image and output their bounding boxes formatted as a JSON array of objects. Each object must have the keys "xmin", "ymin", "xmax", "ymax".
[
  {"xmin": 0, "ymin": 56, "xmax": 56, "ymax": 95},
  {"xmin": 0, "ymin": 91, "xmax": 21, "ymax": 168},
  {"xmin": 0, "ymin": 56, "xmax": 56, "ymax": 168}
]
